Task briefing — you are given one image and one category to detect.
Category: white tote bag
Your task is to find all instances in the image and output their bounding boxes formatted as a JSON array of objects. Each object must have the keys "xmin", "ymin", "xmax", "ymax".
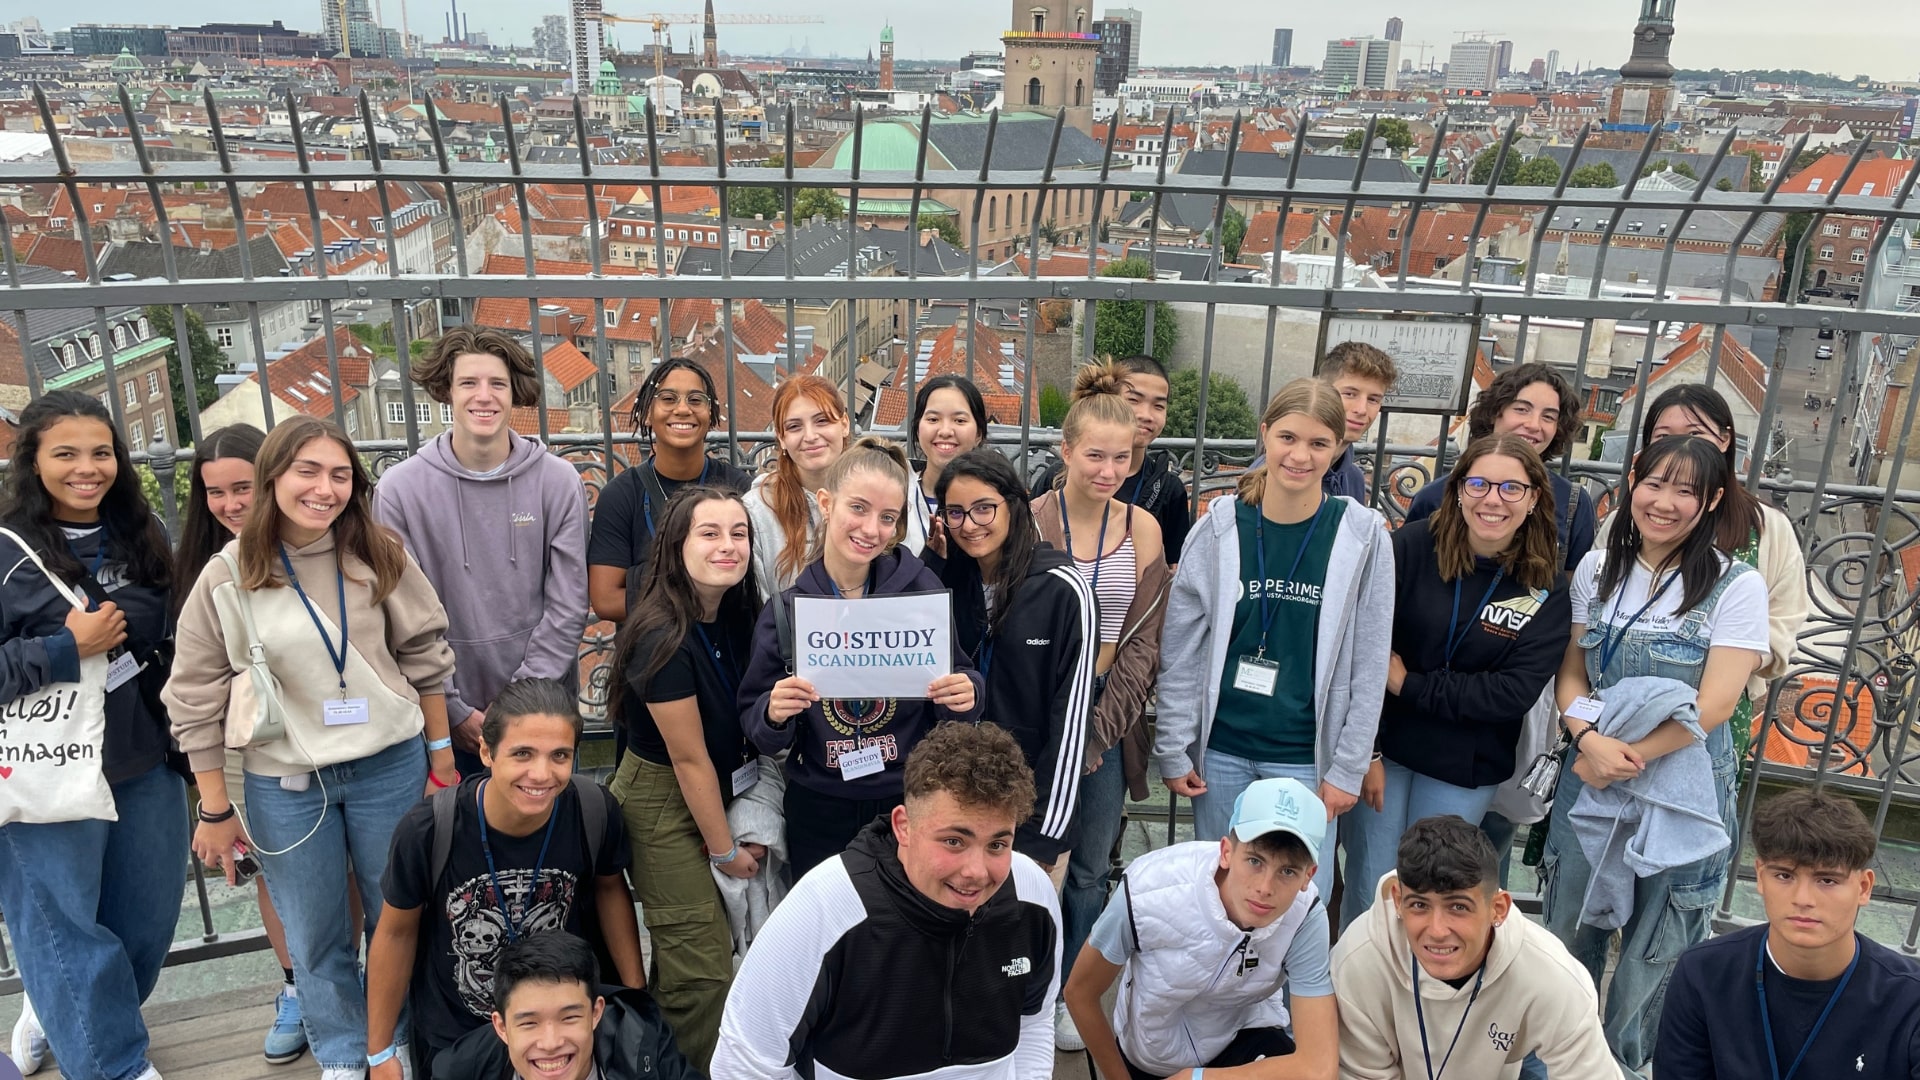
[
  {"xmin": 0, "ymin": 527, "xmax": 116, "ymax": 826},
  {"xmin": 1489, "ymin": 680, "xmax": 1561, "ymax": 826}
]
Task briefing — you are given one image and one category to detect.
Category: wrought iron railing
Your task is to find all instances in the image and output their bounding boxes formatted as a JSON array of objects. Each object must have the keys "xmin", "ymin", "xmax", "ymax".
[{"xmin": 4, "ymin": 84, "xmax": 1920, "ymax": 988}]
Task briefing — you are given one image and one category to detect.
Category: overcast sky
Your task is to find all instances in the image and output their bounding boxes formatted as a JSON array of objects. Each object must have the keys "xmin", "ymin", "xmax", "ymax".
[{"xmin": 35, "ymin": 0, "xmax": 1920, "ymax": 83}]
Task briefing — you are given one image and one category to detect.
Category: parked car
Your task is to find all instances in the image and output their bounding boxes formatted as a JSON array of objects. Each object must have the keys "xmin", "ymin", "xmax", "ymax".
[
  {"xmin": 1819, "ymin": 328, "xmax": 1836, "ymax": 339},
  {"xmin": 1817, "ymin": 345, "xmax": 1835, "ymax": 359}
]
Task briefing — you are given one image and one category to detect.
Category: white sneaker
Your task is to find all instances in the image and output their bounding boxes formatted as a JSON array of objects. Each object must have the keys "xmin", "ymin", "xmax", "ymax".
[
  {"xmin": 11, "ymin": 997, "xmax": 48, "ymax": 1076},
  {"xmin": 1053, "ymin": 1001, "xmax": 1086, "ymax": 1053},
  {"xmin": 130, "ymin": 1067, "xmax": 162, "ymax": 1080},
  {"xmin": 320, "ymin": 1069, "xmax": 365, "ymax": 1080}
]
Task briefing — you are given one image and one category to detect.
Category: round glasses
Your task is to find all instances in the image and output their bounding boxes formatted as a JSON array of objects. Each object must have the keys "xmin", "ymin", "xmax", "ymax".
[
  {"xmin": 1461, "ymin": 476, "xmax": 1534, "ymax": 503},
  {"xmin": 653, "ymin": 390, "xmax": 713, "ymax": 410},
  {"xmin": 940, "ymin": 501, "xmax": 1003, "ymax": 528}
]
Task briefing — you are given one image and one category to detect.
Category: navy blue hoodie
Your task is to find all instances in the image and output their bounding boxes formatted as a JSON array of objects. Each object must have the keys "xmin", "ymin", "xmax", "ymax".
[{"xmin": 738, "ymin": 547, "xmax": 984, "ymax": 799}]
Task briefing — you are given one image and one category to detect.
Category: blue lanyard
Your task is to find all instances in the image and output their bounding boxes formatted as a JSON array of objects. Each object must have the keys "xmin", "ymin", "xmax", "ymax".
[
  {"xmin": 1251, "ymin": 497, "xmax": 1328, "ymax": 659},
  {"xmin": 279, "ymin": 544, "xmax": 348, "ymax": 693},
  {"xmin": 1596, "ymin": 566, "xmax": 1679, "ymax": 677},
  {"xmin": 1125, "ymin": 468, "xmax": 1148, "ymax": 507},
  {"xmin": 976, "ymin": 638, "xmax": 995, "ymax": 682},
  {"xmin": 66, "ymin": 524, "xmax": 109, "ymax": 611},
  {"xmin": 1757, "ymin": 935, "xmax": 1859, "ymax": 1080},
  {"xmin": 642, "ymin": 457, "xmax": 711, "ymax": 536},
  {"xmin": 1444, "ymin": 567, "xmax": 1506, "ymax": 670},
  {"xmin": 1412, "ymin": 953, "xmax": 1484, "ymax": 1080},
  {"xmin": 693, "ymin": 622, "xmax": 739, "ymax": 700},
  {"xmin": 475, "ymin": 779, "xmax": 559, "ymax": 945},
  {"xmin": 1061, "ymin": 498, "xmax": 1113, "ymax": 592}
]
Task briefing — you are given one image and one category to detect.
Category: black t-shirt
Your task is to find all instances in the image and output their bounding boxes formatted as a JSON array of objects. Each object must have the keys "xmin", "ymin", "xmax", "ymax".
[
  {"xmin": 589, "ymin": 457, "xmax": 754, "ymax": 592},
  {"xmin": 622, "ymin": 617, "xmax": 758, "ymax": 795},
  {"xmin": 381, "ymin": 778, "xmax": 631, "ymax": 1052}
]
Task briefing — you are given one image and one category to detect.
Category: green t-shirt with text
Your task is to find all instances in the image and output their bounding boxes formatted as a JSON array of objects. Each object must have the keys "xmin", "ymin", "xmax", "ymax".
[{"xmin": 1207, "ymin": 498, "xmax": 1344, "ymax": 765}]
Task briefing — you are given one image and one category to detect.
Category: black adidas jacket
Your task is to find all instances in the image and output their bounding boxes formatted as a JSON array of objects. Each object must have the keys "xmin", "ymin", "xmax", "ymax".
[
  {"xmin": 710, "ymin": 817, "xmax": 1060, "ymax": 1080},
  {"xmin": 942, "ymin": 543, "xmax": 1098, "ymax": 864}
]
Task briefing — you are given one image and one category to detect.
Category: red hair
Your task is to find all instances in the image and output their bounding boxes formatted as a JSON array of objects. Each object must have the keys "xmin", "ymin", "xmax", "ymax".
[{"xmin": 766, "ymin": 375, "xmax": 850, "ymax": 581}]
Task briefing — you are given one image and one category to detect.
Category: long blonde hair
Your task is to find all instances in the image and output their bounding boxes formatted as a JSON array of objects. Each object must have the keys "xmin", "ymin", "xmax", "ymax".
[
  {"xmin": 813, "ymin": 435, "xmax": 913, "ymax": 556},
  {"xmin": 1237, "ymin": 378, "xmax": 1348, "ymax": 504}
]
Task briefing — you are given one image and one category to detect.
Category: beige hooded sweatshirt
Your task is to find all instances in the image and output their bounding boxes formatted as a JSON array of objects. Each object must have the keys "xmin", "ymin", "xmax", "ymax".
[{"xmin": 1330, "ymin": 871, "xmax": 1620, "ymax": 1080}]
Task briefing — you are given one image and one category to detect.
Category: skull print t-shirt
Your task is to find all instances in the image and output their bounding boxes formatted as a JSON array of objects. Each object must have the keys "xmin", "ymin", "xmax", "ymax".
[{"xmin": 381, "ymin": 775, "xmax": 631, "ymax": 1053}]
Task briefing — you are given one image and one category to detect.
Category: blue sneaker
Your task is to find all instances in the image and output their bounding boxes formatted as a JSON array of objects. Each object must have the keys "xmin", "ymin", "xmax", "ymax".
[{"xmin": 263, "ymin": 986, "xmax": 307, "ymax": 1064}]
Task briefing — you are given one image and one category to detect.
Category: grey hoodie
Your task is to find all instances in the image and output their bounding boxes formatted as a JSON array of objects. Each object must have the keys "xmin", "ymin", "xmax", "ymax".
[
  {"xmin": 375, "ymin": 431, "xmax": 591, "ymax": 723},
  {"xmin": 1569, "ymin": 675, "xmax": 1729, "ymax": 931},
  {"xmin": 1153, "ymin": 492, "xmax": 1394, "ymax": 797}
]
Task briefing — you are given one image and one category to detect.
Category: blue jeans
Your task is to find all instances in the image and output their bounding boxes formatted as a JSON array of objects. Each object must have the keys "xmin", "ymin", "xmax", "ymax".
[
  {"xmin": 1061, "ymin": 744, "xmax": 1125, "ymax": 986},
  {"xmin": 1540, "ymin": 725, "xmax": 1736, "ymax": 1073},
  {"xmin": 244, "ymin": 738, "xmax": 426, "ymax": 1070},
  {"xmin": 1192, "ymin": 751, "xmax": 1331, "ymax": 899},
  {"xmin": 1339, "ymin": 760, "xmax": 1500, "ymax": 930},
  {"xmin": 0, "ymin": 764, "xmax": 188, "ymax": 1080}
]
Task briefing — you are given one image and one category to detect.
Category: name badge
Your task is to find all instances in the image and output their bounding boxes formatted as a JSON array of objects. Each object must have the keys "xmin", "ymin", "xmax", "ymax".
[
  {"xmin": 323, "ymin": 698, "xmax": 371, "ymax": 726},
  {"xmin": 839, "ymin": 743, "xmax": 885, "ymax": 780},
  {"xmin": 1233, "ymin": 656, "xmax": 1280, "ymax": 697},
  {"xmin": 731, "ymin": 758, "xmax": 761, "ymax": 796},
  {"xmin": 1564, "ymin": 696, "xmax": 1604, "ymax": 725},
  {"xmin": 104, "ymin": 652, "xmax": 145, "ymax": 693}
]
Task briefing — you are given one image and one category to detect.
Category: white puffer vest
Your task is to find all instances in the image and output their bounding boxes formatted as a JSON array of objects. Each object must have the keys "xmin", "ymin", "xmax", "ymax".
[{"xmin": 1111, "ymin": 841, "xmax": 1320, "ymax": 1075}]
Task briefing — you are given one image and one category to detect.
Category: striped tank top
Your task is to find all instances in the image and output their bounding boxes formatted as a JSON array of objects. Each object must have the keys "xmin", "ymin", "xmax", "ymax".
[{"xmin": 1071, "ymin": 506, "xmax": 1139, "ymax": 644}]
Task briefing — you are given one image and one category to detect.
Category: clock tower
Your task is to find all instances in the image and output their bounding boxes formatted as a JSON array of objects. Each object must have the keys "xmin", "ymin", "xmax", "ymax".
[
  {"xmin": 1003, "ymin": 0, "xmax": 1098, "ymax": 135},
  {"xmin": 1607, "ymin": 0, "xmax": 1678, "ymax": 130}
]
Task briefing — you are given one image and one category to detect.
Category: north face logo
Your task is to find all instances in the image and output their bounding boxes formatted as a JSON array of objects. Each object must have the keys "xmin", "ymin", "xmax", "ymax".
[{"xmin": 1002, "ymin": 957, "xmax": 1031, "ymax": 977}]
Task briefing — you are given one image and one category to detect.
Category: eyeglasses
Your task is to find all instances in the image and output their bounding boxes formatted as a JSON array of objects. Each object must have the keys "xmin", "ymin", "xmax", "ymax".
[
  {"xmin": 940, "ymin": 501, "xmax": 1003, "ymax": 528},
  {"xmin": 1461, "ymin": 477, "xmax": 1535, "ymax": 503},
  {"xmin": 653, "ymin": 390, "xmax": 713, "ymax": 410}
]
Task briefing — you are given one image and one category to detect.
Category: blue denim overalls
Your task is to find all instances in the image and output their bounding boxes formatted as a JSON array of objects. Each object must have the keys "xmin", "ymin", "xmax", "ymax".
[{"xmin": 1540, "ymin": 560, "xmax": 1752, "ymax": 1074}]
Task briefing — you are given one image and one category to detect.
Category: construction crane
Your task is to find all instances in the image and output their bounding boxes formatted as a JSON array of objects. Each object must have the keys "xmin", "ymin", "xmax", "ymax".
[{"xmin": 593, "ymin": 9, "xmax": 824, "ymax": 84}]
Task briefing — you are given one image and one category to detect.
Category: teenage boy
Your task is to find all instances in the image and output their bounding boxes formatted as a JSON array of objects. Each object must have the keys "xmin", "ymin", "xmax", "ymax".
[
  {"xmin": 1063, "ymin": 777, "xmax": 1338, "ymax": 1080},
  {"xmin": 1655, "ymin": 789, "xmax": 1920, "ymax": 1079},
  {"xmin": 1332, "ymin": 815, "xmax": 1615, "ymax": 1079},
  {"xmin": 366, "ymin": 679, "xmax": 646, "ymax": 1074},
  {"xmin": 433, "ymin": 931, "xmax": 698, "ymax": 1080},
  {"xmin": 711, "ymin": 722, "xmax": 1060, "ymax": 1080},
  {"xmin": 1319, "ymin": 341, "xmax": 1399, "ymax": 501},
  {"xmin": 375, "ymin": 326, "xmax": 591, "ymax": 778}
]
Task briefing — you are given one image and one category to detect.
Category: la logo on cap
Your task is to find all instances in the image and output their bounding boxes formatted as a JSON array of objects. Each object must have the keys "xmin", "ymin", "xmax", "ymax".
[{"xmin": 1274, "ymin": 791, "xmax": 1298, "ymax": 817}]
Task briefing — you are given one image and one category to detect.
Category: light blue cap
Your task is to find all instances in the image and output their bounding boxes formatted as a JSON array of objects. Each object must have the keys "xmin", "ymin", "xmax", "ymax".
[{"xmin": 1228, "ymin": 777, "xmax": 1327, "ymax": 864}]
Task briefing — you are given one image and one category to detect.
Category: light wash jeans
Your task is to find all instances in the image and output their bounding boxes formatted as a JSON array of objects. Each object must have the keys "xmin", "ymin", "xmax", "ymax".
[
  {"xmin": 244, "ymin": 738, "xmax": 426, "ymax": 1071},
  {"xmin": 1339, "ymin": 760, "xmax": 1500, "ymax": 930},
  {"xmin": 1061, "ymin": 744, "xmax": 1125, "ymax": 986},
  {"xmin": 1191, "ymin": 750, "xmax": 1331, "ymax": 899},
  {"xmin": 0, "ymin": 763, "xmax": 188, "ymax": 1080}
]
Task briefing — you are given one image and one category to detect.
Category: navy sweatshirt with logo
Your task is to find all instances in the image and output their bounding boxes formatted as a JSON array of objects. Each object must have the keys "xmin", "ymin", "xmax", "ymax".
[{"xmin": 1378, "ymin": 520, "xmax": 1572, "ymax": 789}]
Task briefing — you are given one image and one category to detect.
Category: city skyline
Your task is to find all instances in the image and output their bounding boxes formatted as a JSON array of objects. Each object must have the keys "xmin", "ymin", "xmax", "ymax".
[{"xmin": 18, "ymin": 0, "xmax": 1920, "ymax": 81}]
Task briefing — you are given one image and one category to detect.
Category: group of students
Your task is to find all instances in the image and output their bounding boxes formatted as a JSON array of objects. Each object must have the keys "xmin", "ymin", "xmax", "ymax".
[{"xmin": 1, "ymin": 320, "xmax": 1915, "ymax": 1080}]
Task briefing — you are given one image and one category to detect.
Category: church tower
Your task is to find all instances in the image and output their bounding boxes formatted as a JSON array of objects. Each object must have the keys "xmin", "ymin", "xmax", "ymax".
[
  {"xmin": 1608, "ymin": 0, "xmax": 1678, "ymax": 129},
  {"xmin": 1003, "ymin": 0, "xmax": 1097, "ymax": 135},
  {"xmin": 879, "ymin": 24, "xmax": 895, "ymax": 91},
  {"xmin": 702, "ymin": 0, "xmax": 718, "ymax": 67}
]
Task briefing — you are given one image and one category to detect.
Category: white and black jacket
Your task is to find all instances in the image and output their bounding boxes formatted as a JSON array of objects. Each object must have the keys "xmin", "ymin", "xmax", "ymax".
[
  {"xmin": 711, "ymin": 818, "xmax": 1061, "ymax": 1080},
  {"xmin": 943, "ymin": 543, "xmax": 1098, "ymax": 863}
]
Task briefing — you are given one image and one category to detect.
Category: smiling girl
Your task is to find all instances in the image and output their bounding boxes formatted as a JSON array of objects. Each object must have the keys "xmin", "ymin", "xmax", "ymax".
[
  {"xmin": 1542, "ymin": 435, "xmax": 1770, "ymax": 1071},
  {"xmin": 905, "ymin": 375, "xmax": 991, "ymax": 555},
  {"xmin": 1340, "ymin": 435, "xmax": 1572, "ymax": 930},
  {"xmin": 166, "ymin": 416, "xmax": 458, "ymax": 1078},
  {"xmin": 743, "ymin": 375, "xmax": 851, "ymax": 599},
  {"xmin": 0, "ymin": 392, "xmax": 181, "ymax": 1080},
  {"xmin": 1154, "ymin": 378, "xmax": 1394, "ymax": 902},
  {"xmin": 738, "ymin": 437, "xmax": 984, "ymax": 878},
  {"xmin": 588, "ymin": 358, "xmax": 753, "ymax": 623},
  {"xmin": 608, "ymin": 486, "xmax": 766, "ymax": 1069}
]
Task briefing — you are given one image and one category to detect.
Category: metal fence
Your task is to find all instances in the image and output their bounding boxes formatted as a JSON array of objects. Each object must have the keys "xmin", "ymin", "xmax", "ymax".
[{"xmin": 4, "ymin": 86, "xmax": 1920, "ymax": 986}]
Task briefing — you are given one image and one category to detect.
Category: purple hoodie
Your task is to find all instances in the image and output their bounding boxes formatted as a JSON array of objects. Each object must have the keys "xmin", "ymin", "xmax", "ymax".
[{"xmin": 375, "ymin": 431, "xmax": 591, "ymax": 724}]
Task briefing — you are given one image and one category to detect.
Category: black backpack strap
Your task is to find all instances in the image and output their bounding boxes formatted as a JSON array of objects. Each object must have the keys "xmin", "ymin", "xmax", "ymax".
[
  {"xmin": 773, "ymin": 591, "xmax": 794, "ymax": 674},
  {"xmin": 571, "ymin": 774, "xmax": 609, "ymax": 869},
  {"xmin": 428, "ymin": 784, "xmax": 460, "ymax": 890},
  {"xmin": 1121, "ymin": 872, "xmax": 1141, "ymax": 955}
]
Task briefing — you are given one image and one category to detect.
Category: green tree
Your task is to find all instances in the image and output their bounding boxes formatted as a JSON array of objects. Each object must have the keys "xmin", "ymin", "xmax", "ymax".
[
  {"xmin": 1339, "ymin": 118, "xmax": 1414, "ymax": 155},
  {"xmin": 1793, "ymin": 149, "xmax": 1828, "ymax": 173},
  {"xmin": 1206, "ymin": 206, "xmax": 1248, "ymax": 264},
  {"xmin": 1641, "ymin": 159, "xmax": 1698, "ymax": 180},
  {"xmin": 1567, "ymin": 162, "xmax": 1620, "ymax": 188},
  {"xmin": 1516, "ymin": 156, "xmax": 1563, "ymax": 186},
  {"xmin": 725, "ymin": 152, "xmax": 844, "ymax": 222},
  {"xmin": 1469, "ymin": 147, "xmax": 1523, "ymax": 187},
  {"xmin": 792, "ymin": 187, "xmax": 845, "ymax": 222},
  {"xmin": 144, "ymin": 304, "xmax": 225, "ymax": 446},
  {"xmin": 1715, "ymin": 177, "xmax": 1735, "ymax": 191},
  {"xmin": 1092, "ymin": 257, "xmax": 1178, "ymax": 359},
  {"xmin": 1039, "ymin": 384, "xmax": 1070, "ymax": 427},
  {"xmin": 1778, "ymin": 211, "xmax": 1815, "ymax": 297},
  {"xmin": 914, "ymin": 212, "xmax": 963, "ymax": 247},
  {"xmin": 1164, "ymin": 368, "xmax": 1256, "ymax": 442},
  {"xmin": 1743, "ymin": 149, "xmax": 1765, "ymax": 189}
]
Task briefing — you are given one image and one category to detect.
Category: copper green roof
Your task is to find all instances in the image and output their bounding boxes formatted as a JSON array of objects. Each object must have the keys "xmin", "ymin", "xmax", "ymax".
[{"xmin": 849, "ymin": 197, "xmax": 957, "ymax": 217}]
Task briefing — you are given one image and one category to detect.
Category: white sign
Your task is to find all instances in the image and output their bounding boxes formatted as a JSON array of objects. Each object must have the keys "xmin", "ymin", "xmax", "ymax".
[
  {"xmin": 794, "ymin": 591, "xmax": 953, "ymax": 701},
  {"xmin": 1323, "ymin": 314, "xmax": 1479, "ymax": 414}
]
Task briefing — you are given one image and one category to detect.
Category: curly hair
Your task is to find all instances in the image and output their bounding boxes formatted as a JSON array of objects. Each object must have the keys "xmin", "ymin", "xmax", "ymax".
[
  {"xmin": 902, "ymin": 722, "xmax": 1036, "ymax": 824},
  {"xmin": 411, "ymin": 325, "xmax": 544, "ymax": 408},
  {"xmin": 1466, "ymin": 363, "xmax": 1582, "ymax": 462}
]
